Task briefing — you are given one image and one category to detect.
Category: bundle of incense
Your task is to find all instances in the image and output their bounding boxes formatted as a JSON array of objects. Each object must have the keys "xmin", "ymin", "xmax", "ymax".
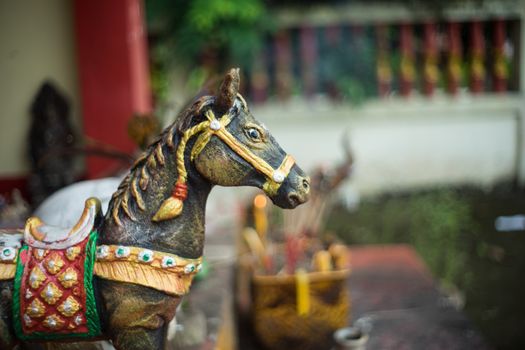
[
  {"xmin": 242, "ymin": 227, "xmax": 273, "ymax": 272},
  {"xmin": 283, "ymin": 135, "xmax": 353, "ymax": 239},
  {"xmin": 285, "ymin": 235, "xmax": 302, "ymax": 274}
]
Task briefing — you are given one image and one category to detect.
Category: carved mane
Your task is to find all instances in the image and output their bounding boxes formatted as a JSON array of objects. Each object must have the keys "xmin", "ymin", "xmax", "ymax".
[{"xmin": 108, "ymin": 96, "xmax": 215, "ymax": 226}]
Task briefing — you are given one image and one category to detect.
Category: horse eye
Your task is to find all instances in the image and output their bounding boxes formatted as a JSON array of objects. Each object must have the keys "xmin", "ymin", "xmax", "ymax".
[{"xmin": 247, "ymin": 128, "xmax": 261, "ymax": 140}]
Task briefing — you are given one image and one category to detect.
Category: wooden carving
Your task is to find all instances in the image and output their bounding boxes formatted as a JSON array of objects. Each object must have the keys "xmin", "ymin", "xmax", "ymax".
[{"xmin": 0, "ymin": 69, "xmax": 309, "ymax": 349}]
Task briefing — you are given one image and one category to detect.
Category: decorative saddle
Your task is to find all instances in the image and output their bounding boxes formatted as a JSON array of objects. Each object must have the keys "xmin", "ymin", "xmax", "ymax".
[
  {"xmin": 0, "ymin": 198, "xmax": 204, "ymax": 342},
  {"xmin": 9, "ymin": 198, "xmax": 103, "ymax": 341}
]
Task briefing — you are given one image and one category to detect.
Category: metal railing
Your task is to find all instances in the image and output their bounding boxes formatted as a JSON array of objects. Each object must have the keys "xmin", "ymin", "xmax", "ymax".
[{"xmin": 244, "ymin": 2, "xmax": 522, "ymax": 104}]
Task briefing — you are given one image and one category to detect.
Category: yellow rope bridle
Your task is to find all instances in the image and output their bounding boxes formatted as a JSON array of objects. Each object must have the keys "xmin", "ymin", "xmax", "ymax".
[{"xmin": 152, "ymin": 105, "xmax": 295, "ymax": 222}]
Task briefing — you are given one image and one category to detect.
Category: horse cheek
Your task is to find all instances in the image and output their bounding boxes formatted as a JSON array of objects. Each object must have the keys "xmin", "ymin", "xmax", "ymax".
[{"xmin": 195, "ymin": 149, "xmax": 246, "ymax": 186}]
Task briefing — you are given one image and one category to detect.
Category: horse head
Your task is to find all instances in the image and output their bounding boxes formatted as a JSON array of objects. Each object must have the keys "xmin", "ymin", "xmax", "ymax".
[
  {"xmin": 153, "ymin": 68, "xmax": 310, "ymax": 221},
  {"xmin": 193, "ymin": 69, "xmax": 310, "ymax": 208}
]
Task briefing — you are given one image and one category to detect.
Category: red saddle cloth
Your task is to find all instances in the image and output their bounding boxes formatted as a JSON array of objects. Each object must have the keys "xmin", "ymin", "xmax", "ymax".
[{"xmin": 14, "ymin": 231, "xmax": 101, "ymax": 341}]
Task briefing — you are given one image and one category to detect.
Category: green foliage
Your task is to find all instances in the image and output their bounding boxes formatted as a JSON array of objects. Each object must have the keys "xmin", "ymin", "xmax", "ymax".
[
  {"xmin": 326, "ymin": 186, "xmax": 525, "ymax": 349},
  {"xmin": 319, "ymin": 29, "xmax": 377, "ymax": 105},
  {"xmin": 407, "ymin": 191, "xmax": 474, "ymax": 286},
  {"xmin": 146, "ymin": 0, "xmax": 270, "ymax": 101},
  {"xmin": 327, "ymin": 189, "xmax": 476, "ymax": 288},
  {"xmin": 146, "ymin": 0, "xmax": 269, "ymax": 68}
]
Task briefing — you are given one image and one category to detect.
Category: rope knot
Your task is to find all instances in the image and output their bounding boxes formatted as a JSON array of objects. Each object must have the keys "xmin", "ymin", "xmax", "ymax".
[{"xmin": 172, "ymin": 182, "xmax": 188, "ymax": 200}]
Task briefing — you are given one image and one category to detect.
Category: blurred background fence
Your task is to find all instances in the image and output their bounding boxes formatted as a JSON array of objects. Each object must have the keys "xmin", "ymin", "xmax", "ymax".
[
  {"xmin": 246, "ymin": 14, "xmax": 521, "ymax": 103},
  {"xmin": 146, "ymin": 0, "xmax": 525, "ymax": 196}
]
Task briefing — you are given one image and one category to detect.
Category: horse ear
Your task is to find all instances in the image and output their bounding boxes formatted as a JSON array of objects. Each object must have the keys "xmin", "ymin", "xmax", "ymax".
[{"xmin": 215, "ymin": 68, "xmax": 240, "ymax": 115}]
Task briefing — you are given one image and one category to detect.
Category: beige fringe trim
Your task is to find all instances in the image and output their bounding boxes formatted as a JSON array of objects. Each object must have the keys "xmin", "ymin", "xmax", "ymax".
[
  {"xmin": 0, "ymin": 264, "xmax": 16, "ymax": 280},
  {"xmin": 94, "ymin": 261, "xmax": 196, "ymax": 296}
]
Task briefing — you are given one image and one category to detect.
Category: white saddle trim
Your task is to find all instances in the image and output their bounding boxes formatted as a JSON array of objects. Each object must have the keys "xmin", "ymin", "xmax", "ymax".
[
  {"xmin": 24, "ymin": 198, "xmax": 101, "ymax": 249},
  {"xmin": 0, "ymin": 230, "xmax": 23, "ymax": 248}
]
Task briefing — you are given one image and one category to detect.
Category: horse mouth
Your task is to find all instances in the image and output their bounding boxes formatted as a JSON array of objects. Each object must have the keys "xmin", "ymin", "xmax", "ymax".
[
  {"xmin": 270, "ymin": 189, "xmax": 309, "ymax": 209},
  {"xmin": 287, "ymin": 192, "xmax": 307, "ymax": 208}
]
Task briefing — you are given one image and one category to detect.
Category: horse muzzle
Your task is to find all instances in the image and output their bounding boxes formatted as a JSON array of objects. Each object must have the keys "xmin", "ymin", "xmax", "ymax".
[{"xmin": 269, "ymin": 164, "xmax": 310, "ymax": 209}]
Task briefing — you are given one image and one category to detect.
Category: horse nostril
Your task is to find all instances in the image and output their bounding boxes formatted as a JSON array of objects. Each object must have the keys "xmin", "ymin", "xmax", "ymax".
[
  {"xmin": 302, "ymin": 178, "xmax": 310, "ymax": 191},
  {"xmin": 288, "ymin": 193, "xmax": 300, "ymax": 206}
]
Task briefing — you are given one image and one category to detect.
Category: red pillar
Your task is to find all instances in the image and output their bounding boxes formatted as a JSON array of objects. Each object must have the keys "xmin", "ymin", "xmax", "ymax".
[
  {"xmin": 74, "ymin": 0, "xmax": 152, "ymax": 178},
  {"xmin": 399, "ymin": 24, "xmax": 415, "ymax": 97},
  {"xmin": 446, "ymin": 22, "xmax": 462, "ymax": 95},
  {"xmin": 325, "ymin": 25, "xmax": 342, "ymax": 100},
  {"xmin": 376, "ymin": 24, "xmax": 392, "ymax": 98},
  {"xmin": 250, "ymin": 52, "xmax": 269, "ymax": 104},
  {"xmin": 274, "ymin": 30, "xmax": 293, "ymax": 101},
  {"xmin": 423, "ymin": 22, "xmax": 439, "ymax": 97},
  {"xmin": 469, "ymin": 21, "xmax": 486, "ymax": 93},
  {"xmin": 493, "ymin": 19, "xmax": 508, "ymax": 92},
  {"xmin": 300, "ymin": 26, "xmax": 318, "ymax": 98}
]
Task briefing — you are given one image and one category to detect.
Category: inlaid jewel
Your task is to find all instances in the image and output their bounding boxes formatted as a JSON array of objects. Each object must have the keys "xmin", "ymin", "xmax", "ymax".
[
  {"xmin": 0, "ymin": 247, "xmax": 16, "ymax": 261},
  {"xmin": 210, "ymin": 119, "xmax": 221, "ymax": 130},
  {"xmin": 74, "ymin": 314, "xmax": 83, "ymax": 326},
  {"xmin": 161, "ymin": 256, "xmax": 175, "ymax": 268},
  {"xmin": 184, "ymin": 263, "xmax": 195, "ymax": 274},
  {"xmin": 138, "ymin": 249, "xmax": 154, "ymax": 263},
  {"xmin": 272, "ymin": 170, "xmax": 285, "ymax": 183},
  {"xmin": 96, "ymin": 245, "xmax": 109, "ymax": 259},
  {"xmin": 23, "ymin": 314, "xmax": 33, "ymax": 327},
  {"xmin": 115, "ymin": 246, "xmax": 130, "ymax": 258}
]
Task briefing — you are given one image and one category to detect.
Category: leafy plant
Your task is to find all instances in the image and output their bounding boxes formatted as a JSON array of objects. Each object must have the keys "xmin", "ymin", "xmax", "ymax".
[
  {"xmin": 146, "ymin": 0, "xmax": 271, "ymax": 101},
  {"xmin": 326, "ymin": 185, "xmax": 525, "ymax": 349}
]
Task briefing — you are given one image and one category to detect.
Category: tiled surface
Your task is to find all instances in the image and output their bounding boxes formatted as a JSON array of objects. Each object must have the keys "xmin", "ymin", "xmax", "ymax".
[{"xmin": 349, "ymin": 245, "xmax": 491, "ymax": 350}]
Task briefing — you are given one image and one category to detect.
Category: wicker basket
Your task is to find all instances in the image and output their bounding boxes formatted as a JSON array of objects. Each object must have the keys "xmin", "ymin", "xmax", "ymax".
[{"xmin": 250, "ymin": 268, "xmax": 350, "ymax": 350}]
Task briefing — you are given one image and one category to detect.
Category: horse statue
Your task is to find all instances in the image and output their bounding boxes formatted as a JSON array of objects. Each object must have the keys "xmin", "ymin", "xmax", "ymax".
[{"xmin": 0, "ymin": 69, "xmax": 310, "ymax": 349}]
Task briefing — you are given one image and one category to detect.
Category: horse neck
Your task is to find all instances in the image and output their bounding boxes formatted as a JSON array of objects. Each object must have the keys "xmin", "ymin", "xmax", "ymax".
[{"xmin": 99, "ymin": 127, "xmax": 213, "ymax": 259}]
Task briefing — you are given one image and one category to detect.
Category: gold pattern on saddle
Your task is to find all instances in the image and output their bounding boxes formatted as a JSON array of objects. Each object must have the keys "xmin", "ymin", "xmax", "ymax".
[
  {"xmin": 57, "ymin": 296, "xmax": 81, "ymax": 317},
  {"xmin": 66, "ymin": 246, "xmax": 81, "ymax": 261},
  {"xmin": 26, "ymin": 299, "xmax": 46, "ymax": 318},
  {"xmin": 29, "ymin": 266, "xmax": 46, "ymax": 289},
  {"xmin": 45, "ymin": 253, "xmax": 65, "ymax": 274},
  {"xmin": 19, "ymin": 232, "xmax": 95, "ymax": 335},
  {"xmin": 16, "ymin": 199, "xmax": 102, "ymax": 337},
  {"xmin": 42, "ymin": 314, "xmax": 66, "ymax": 330},
  {"xmin": 33, "ymin": 249, "xmax": 48, "ymax": 260},
  {"xmin": 40, "ymin": 282, "xmax": 63, "ymax": 304},
  {"xmin": 58, "ymin": 267, "xmax": 79, "ymax": 288}
]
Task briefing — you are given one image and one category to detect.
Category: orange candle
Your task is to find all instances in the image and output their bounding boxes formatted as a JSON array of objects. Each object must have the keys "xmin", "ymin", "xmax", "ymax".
[{"xmin": 253, "ymin": 194, "xmax": 268, "ymax": 244}]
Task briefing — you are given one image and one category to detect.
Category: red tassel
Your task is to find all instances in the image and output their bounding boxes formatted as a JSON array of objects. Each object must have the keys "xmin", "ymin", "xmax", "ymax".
[{"xmin": 172, "ymin": 182, "xmax": 188, "ymax": 200}]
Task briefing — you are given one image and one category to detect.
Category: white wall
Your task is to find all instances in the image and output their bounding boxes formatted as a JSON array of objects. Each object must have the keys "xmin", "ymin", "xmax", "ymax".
[
  {"xmin": 0, "ymin": 0, "xmax": 80, "ymax": 176},
  {"xmin": 253, "ymin": 95, "xmax": 522, "ymax": 195}
]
